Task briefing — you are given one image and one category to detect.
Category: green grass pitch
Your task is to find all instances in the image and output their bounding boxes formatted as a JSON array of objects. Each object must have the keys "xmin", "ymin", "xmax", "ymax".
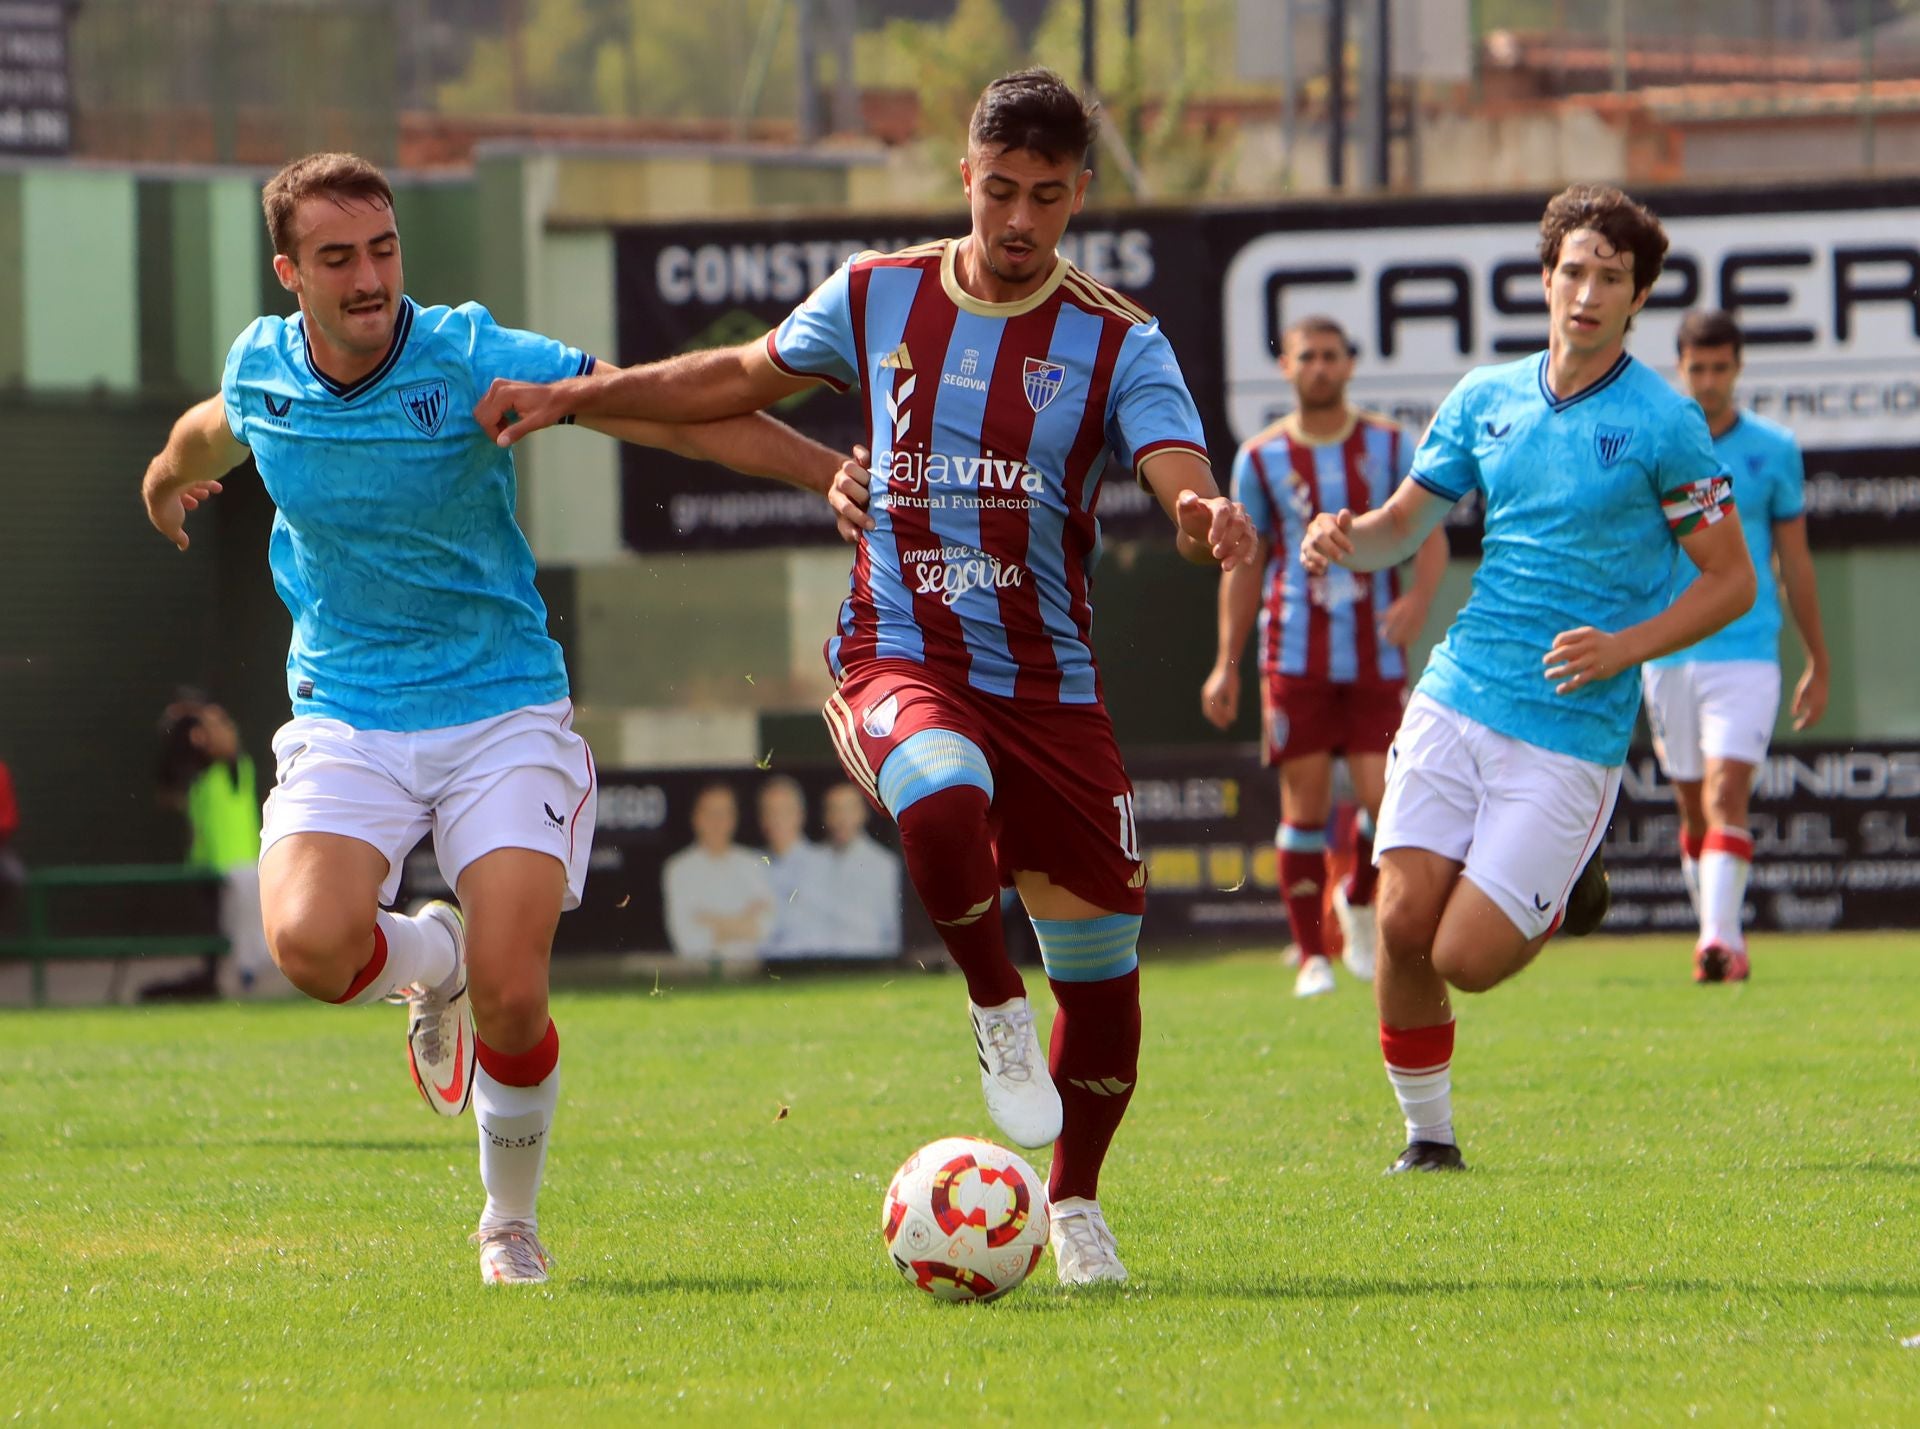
[{"xmin": 5, "ymin": 934, "xmax": 1918, "ymax": 1425}]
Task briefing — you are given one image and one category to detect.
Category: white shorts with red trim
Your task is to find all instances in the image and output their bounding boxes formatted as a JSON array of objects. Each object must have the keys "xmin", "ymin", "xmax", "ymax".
[
  {"xmin": 262, "ymin": 699, "xmax": 597, "ymax": 910},
  {"xmin": 1641, "ymin": 659, "xmax": 1781, "ymax": 784},
  {"xmin": 1376, "ymin": 693, "xmax": 1621, "ymax": 941}
]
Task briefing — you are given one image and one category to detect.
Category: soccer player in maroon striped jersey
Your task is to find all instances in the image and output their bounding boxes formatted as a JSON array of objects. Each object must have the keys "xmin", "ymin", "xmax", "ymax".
[
  {"xmin": 476, "ymin": 68, "xmax": 1255, "ymax": 1286},
  {"xmin": 1203, "ymin": 317, "xmax": 1447, "ymax": 998}
]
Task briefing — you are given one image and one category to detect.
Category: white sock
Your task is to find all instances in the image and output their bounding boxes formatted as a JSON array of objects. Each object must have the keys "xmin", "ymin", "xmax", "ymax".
[
  {"xmin": 1386, "ymin": 1064, "xmax": 1455, "ymax": 1146},
  {"xmin": 1381, "ymin": 1022, "xmax": 1456, "ymax": 1146},
  {"xmin": 1699, "ymin": 826, "xmax": 1754, "ymax": 952},
  {"xmin": 330, "ymin": 909, "xmax": 457, "ymax": 1006},
  {"xmin": 1679, "ymin": 852, "xmax": 1701, "ymax": 917},
  {"xmin": 476, "ymin": 1061, "xmax": 559, "ymax": 1231}
]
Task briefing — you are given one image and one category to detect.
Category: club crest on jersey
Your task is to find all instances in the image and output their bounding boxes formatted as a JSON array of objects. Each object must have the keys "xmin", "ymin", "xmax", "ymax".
[
  {"xmin": 398, "ymin": 379, "xmax": 449, "ymax": 437},
  {"xmin": 1022, "ymin": 357, "xmax": 1066, "ymax": 413},
  {"xmin": 1594, "ymin": 424, "xmax": 1633, "ymax": 468},
  {"xmin": 862, "ymin": 694, "xmax": 900, "ymax": 739}
]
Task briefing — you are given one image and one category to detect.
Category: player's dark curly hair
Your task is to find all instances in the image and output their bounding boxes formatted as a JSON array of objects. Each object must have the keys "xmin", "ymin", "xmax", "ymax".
[
  {"xmin": 1537, "ymin": 184, "xmax": 1669, "ymax": 295},
  {"xmin": 968, "ymin": 68, "xmax": 1099, "ymax": 165},
  {"xmin": 1676, "ymin": 309, "xmax": 1744, "ymax": 357}
]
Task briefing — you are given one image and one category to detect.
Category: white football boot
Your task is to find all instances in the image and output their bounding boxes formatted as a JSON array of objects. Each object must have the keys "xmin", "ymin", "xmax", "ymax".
[
  {"xmin": 473, "ymin": 1221, "xmax": 550, "ymax": 1285},
  {"xmin": 1293, "ymin": 954, "xmax": 1337, "ymax": 999},
  {"xmin": 1050, "ymin": 1198, "xmax": 1128, "ymax": 1285},
  {"xmin": 404, "ymin": 901, "xmax": 475, "ymax": 1118},
  {"xmin": 969, "ymin": 997, "xmax": 1064, "ymax": 1149},
  {"xmin": 1332, "ymin": 882, "xmax": 1377, "ymax": 982}
]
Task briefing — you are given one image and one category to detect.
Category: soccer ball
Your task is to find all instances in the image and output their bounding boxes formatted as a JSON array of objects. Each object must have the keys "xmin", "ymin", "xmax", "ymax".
[{"xmin": 880, "ymin": 1136, "xmax": 1049, "ymax": 1302}]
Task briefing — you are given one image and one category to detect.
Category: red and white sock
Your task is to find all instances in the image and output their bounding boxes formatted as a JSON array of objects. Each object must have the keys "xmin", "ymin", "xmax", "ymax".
[
  {"xmin": 1277, "ymin": 823, "xmax": 1329, "ymax": 963},
  {"xmin": 475, "ymin": 1020, "xmax": 560, "ymax": 1232},
  {"xmin": 1699, "ymin": 825, "xmax": 1753, "ymax": 953},
  {"xmin": 1381, "ymin": 1020, "xmax": 1456, "ymax": 1146},
  {"xmin": 1679, "ymin": 827, "xmax": 1705, "ymax": 919},
  {"xmin": 327, "ymin": 910, "xmax": 458, "ymax": 1007},
  {"xmin": 896, "ymin": 784, "xmax": 1025, "ymax": 1007}
]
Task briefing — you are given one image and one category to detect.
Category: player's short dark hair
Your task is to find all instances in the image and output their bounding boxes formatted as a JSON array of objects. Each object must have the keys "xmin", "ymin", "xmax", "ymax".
[
  {"xmin": 261, "ymin": 151, "xmax": 396, "ymax": 262},
  {"xmin": 1537, "ymin": 183, "xmax": 1669, "ymax": 295},
  {"xmin": 968, "ymin": 68, "xmax": 1099, "ymax": 165},
  {"xmin": 1281, "ymin": 315, "xmax": 1356, "ymax": 356},
  {"xmin": 1676, "ymin": 309, "xmax": 1744, "ymax": 357}
]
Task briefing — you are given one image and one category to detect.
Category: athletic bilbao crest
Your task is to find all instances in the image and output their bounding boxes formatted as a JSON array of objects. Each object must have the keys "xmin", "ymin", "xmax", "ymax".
[
  {"xmin": 1022, "ymin": 357, "xmax": 1066, "ymax": 413},
  {"xmin": 1594, "ymin": 424, "xmax": 1633, "ymax": 468},
  {"xmin": 398, "ymin": 379, "xmax": 449, "ymax": 437}
]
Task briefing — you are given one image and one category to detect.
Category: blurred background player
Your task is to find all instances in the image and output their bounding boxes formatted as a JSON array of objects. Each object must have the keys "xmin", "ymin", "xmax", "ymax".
[
  {"xmin": 154, "ymin": 693, "xmax": 276, "ymax": 998},
  {"xmin": 475, "ymin": 68, "xmax": 1256, "ymax": 1285},
  {"xmin": 1302, "ymin": 185, "xmax": 1756, "ymax": 1175},
  {"xmin": 0, "ymin": 755, "xmax": 20, "ymax": 931},
  {"xmin": 139, "ymin": 151, "xmax": 844, "ymax": 1284},
  {"xmin": 663, "ymin": 782, "xmax": 773, "ymax": 961},
  {"xmin": 1201, "ymin": 316, "xmax": 1446, "ymax": 999},
  {"xmin": 1643, "ymin": 310, "xmax": 1829, "ymax": 984}
]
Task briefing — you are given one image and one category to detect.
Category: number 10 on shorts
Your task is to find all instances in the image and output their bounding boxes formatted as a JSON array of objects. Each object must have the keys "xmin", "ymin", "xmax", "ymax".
[{"xmin": 1113, "ymin": 792, "xmax": 1141, "ymax": 861}]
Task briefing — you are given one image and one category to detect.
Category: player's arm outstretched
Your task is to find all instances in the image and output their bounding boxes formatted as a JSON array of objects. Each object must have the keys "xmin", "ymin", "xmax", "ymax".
[
  {"xmin": 1773, "ymin": 515, "xmax": 1829, "ymax": 730},
  {"xmin": 1301, "ymin": 478, "xmax": 1450, "ymax": 577},
  {"xmin": 580, "ymin": 411, "xmax": 845, "ymax": 497},
  {"xmin": 478, "ymin": 339, "xmax": 813, "ymax": 447},
  {"xmin": 1139, "ymin": 451, "xmax": 1257, "ymax": 571},
  {"xmin": 141, "ymin": 394, "xmax": 249, "ymax": 551}
]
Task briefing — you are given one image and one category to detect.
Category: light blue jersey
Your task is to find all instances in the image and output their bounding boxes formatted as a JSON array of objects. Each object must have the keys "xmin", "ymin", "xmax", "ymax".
[
  {"xmin": 1410, "ymin": 351, "xmax": 1733, "ymax": 766},
  {"xmin": 221, "ymin": 298, "xmax": 594, "ymax": 732},
  {"xmin": 1647, "ymin": 411, "xmax": 1803, "ymax": 668}
]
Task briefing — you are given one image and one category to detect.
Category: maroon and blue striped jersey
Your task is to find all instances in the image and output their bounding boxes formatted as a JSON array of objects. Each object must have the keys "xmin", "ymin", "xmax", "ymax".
[
  {"xmin": 1233, "ymin": 411, "xmax": 1414, "ymax": 684},
  {"xmin": 767, "ymin": 239, "xmax": 1208, "ymax": 704}
]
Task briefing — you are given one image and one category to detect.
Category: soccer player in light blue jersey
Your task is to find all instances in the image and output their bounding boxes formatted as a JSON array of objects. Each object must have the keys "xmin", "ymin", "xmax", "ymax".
[
  {"xmin": 1302, "ymin": 185, "xmax": 1758, "ymax": 1174},
  {"xmin": 1643, "ymin": 310, "xmax": 1829, "ymax": 984},
  {"xmin": 139, "ymin": 152, "xmax": 843, "ymax": 1283}
]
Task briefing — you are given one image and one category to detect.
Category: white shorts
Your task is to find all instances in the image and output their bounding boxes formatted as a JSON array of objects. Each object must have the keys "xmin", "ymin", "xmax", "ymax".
[
  {"xmin": 262, "ymin": 699, "xmax": 598, "ymax": 909},
  {"xmin": 1642, "ymin": 660, "xmax": 1781, "ymax": 784},
  {"xmin": 1375, "ymin": 693, "xmax": 1622, "ymax": 941}
]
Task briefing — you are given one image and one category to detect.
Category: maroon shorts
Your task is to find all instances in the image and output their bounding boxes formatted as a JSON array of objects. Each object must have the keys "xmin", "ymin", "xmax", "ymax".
[
  {"xmin": 823, "ymin": 659, "xmax": 1146, "ymax": 915},
  {"xmin": 1262, "ymin": 674, "xmax": 1407, "ymax": 765}
]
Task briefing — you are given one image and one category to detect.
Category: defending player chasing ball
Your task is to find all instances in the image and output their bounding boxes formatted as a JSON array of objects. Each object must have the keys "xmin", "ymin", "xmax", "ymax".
[
  {"xmin": 1300, "ymin": 185, "xmax": 1758, "ymax": 1175},
  {"xmin": 1642, "ymin": 310, "xmax": 1829, "ymax": 984},
  {"xmin": 1201, "ymin": 316, "xmax": 1448, "ymax": 1000},
  {"xmin": 139, "ymin": 152, "xmax": 846, "ymax": 1285},
  {"xmin": 475, "ymin": 69, "xmax": 1256, "ymax": 1285}
]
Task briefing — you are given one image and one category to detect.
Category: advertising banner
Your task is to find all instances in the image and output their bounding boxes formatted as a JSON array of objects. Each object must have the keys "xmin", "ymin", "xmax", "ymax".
[
  {"xmin": 614, "ymin": 180, "xmax": 1920, "ymax": 552},
  {"xmin": 0, "ymin": 1, "xmax": 71, "ymax": 157}
]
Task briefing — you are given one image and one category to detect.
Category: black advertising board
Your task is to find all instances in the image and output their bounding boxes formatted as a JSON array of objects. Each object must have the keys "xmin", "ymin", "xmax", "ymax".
[
  {"xmin": 1598, "ymin": 742, "xmax": 1920, "ymax": 936},
  {"xmin": 0, "ymin": 1, "xmax": 71, "ymax": 157},
  {"xmin": 614, "ymin": 178, "xmax": 1920, "ymax": 553},
  {"xmin": 396, "ymin": 740, "xmax": 1915, "ymax": 960}
]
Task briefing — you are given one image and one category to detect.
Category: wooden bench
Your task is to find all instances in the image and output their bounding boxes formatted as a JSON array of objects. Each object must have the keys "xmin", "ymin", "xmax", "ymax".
[{"xmin": 0, "ymin": 864, "xmax": 229, "ymax": 1006}]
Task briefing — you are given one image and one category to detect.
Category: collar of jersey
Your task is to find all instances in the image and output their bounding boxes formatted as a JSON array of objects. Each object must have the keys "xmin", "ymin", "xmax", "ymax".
[
  {"xmin": 299, "ymin": 297, "xmax": 416, "ymax": 403},
  {"xmin": 1535, "ymin": 349, "xmax": 1631, "ymax": 413},
  {"xmin": 1277, "ymin": 408, "xmax": 1359, "ymax": 447},
  {"xmin": 939, "ymin": 238, "xmax": 1068, "ymax": 317}
]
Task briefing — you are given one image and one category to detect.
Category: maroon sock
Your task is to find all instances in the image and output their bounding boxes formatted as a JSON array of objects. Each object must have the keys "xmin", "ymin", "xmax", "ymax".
[
  {"xmin": 895, "ymin": 784, "xmax": 1025, "ymax": 1007},
  {"xmin": 1278, "ymin": 830, "xmax": 1329, "ymax": 960},
  {"xmin": 1345, "ymin": 815, "xmax": 1379, "ymax": 906},
  {"xmin": 1046, "ymin": 968, "xmax": 1141, "ymax": 1202}
]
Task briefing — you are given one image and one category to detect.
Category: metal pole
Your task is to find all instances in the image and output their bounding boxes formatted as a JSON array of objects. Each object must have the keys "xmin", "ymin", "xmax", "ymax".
[
  {"xmin": 1861, "ymin": 0, "xmax": 1876, "ymax": 171},
  {"xmin": 1082, "ymin": 0, "xmax": 1097, "ymax": 93},
  {"xmin": 1611, "ymin": 0, "xmax": 1628, "ymax": 93},
  {"xmin": 1327, "ymin": 0, "xmax": 1346, "ymax": 189},
  {"xmin": 796, "ymin": 0, "xmax": 822, "ymax": 144},
  {"xmin": 1372, "ymin": 0, "xmax": 1391, "ymax": 188}
]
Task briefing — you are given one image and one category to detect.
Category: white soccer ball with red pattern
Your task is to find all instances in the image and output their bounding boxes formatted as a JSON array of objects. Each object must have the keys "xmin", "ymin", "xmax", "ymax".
[{"xmin": 880, "ymin": 1136, "xmax": 1049, "ymax": 1302}]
